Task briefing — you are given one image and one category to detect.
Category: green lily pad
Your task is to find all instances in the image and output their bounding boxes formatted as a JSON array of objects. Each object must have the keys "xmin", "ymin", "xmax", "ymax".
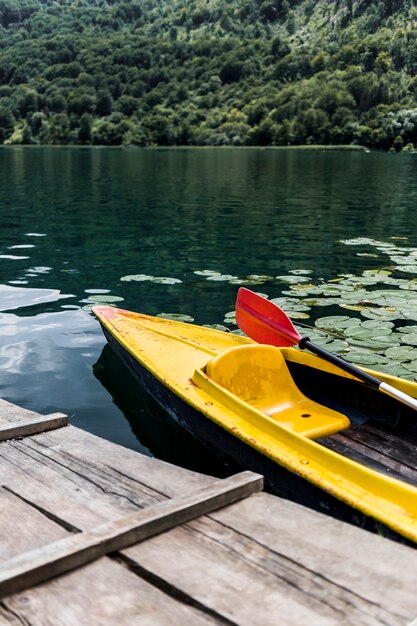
[
  {"xmin": 203, "ymin": 324, "xmax": 230, "ymax": 331},
  {"xmin": 276, "ymin": 275, "xmax": 310, "ymax": 284},
  {"xmin": 401, "ymin": 360, "xmax": 417, "ymax": 374},
  {"xmin": 85, "ymin": 295, "xmax": 124, "ymax": 303},
  {"xmin": 120, "ymin": 274, "xmax": 153, "ymax": 282},
  {"xmin": 397, "ymin": 265, "xmax": 417, "ymax": 274},
  {"xmin": 151, "ymin": 277, "xmax": 182, "ymax": 284},
  {"xmin": 348, "ymin": 350, "xmax": 390, "ymax": 366},
  {"xmin": 385, "ymin": 346, "xmax": 417, "ymax": 362},
  {"xmin": 399, "ymin": 280, "xmax": 417, "ymax": 291},
  {"xmin": 398, "ymin": 325, "xmax": 417, "ymax": 334},
  {"xmin": 156, "ymin": 313, "xmax": 194, "ymax": 322},
  {"xmin": 194, "ymin": 270, "xmax": 221, "ymax": 276},
  {"xmin": 340, "ymin": 237, "xmax": 381, "ymax": 246},
  {"xmin": 400, "ymin": 333, "xmax": 417, "ymax": 346},
  {"xmin": 206, "ymin": 274, "xmax": 239, "ymax": 282},
  {"xmin": 360, "ymin": 308, "xmax": 400, "ymax": 321},
  {"xmin": 315, "ymin": 316, "xmax": 360, "ymax": 332},
  {"xmin": 314, "ymin": 339, "xmax": 350, "ymax": 352}
]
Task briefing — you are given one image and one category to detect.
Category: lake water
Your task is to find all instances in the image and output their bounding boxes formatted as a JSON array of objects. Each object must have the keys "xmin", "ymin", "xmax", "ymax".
[{"xmin": 1, "ymin": 146, "xmax": 417, "ymax": 475}]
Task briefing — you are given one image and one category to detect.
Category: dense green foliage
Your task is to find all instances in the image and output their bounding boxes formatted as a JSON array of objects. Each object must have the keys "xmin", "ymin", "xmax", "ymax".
[{"xmin": 1, "ymin": 0, "xmax": 417, "ymax": 148}]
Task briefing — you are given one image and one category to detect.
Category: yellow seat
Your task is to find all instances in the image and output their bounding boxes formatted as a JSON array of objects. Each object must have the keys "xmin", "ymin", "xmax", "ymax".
[{"xmin": 206, "ymin": 344, "xmax": 350, "ymax": 438}]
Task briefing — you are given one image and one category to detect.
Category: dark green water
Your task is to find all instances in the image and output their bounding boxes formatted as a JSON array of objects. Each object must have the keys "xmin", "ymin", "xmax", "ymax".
[{"xmin": 0, "ymin": 146, "xmax": 416, "ymax": 474}]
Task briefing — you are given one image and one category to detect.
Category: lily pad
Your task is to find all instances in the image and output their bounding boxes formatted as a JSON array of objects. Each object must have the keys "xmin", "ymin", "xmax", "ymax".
[
  {"xmin": 401, "ymin": 360, "xmax": 417, "ymax": 374},
  {"xmin": 315, "ymin": 316, "xmax": 360, "ymax": 332},
  {"xmin": 398, "ymin": 325, "xmax": 417, "ymax": 334},
  {"xmin": 396, "ymin": 265, "xmax": 417, "ymax": 274},
  {"xmin": 276, "ymin": 275, "xmax": 311, "ymax": 284},
  {"xmin": 203, "ymin": 324, "xmax": 230, "ymax": 331},
  {"xmin": 156, "ymin": 313, "xmax": 194, "ymax": 322},
  {"xmin": 385, "ymin": 346, "xmax": 417, "ymax": 362},
  {"xmin": 206, "ymin": 274, "xmax": 239, "ymax": 282},
  {"xmin": 348, "ymin": 350, "xmax": 390, "ymax": 366},
  {"xmin": 85, "ymin": 295, "xmax": 124, "ymax": 303},
  {"xmin": 151, "ymin": 277, "xmax": 182, "ymax": 284},
  {"xmin": 340, "ymin": 237, "xmax": 381, "ymax": 246},
  {"xmin": 121, "ymin": 274, "xmax": 153, "ymax": 282},
  {"xmin": 400, "ymin": 333, "xmax": 417, "ymax": 346},
  {"xmin": 194, "ymin": 270, "xmax": 221, "ymax": 277}
]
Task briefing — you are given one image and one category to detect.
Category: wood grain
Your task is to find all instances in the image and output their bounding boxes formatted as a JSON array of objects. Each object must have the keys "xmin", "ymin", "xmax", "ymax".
[
  {"xmin": 0, "ymin": 471, "xmax": 262, "ymax": 598},
  {"xmin": 0, "ymin": 413, "xmax": 67, "ymax": 441}
]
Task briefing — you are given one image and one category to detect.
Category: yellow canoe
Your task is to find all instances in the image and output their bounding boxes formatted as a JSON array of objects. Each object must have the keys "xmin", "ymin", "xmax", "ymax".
[{"xmin": 93, "ymin": 305, "xmax": 417, "ymax": 543}]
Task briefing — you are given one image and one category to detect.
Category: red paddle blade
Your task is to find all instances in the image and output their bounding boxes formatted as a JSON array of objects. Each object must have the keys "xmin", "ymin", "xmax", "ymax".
[{"xmin": 235, "ymin": 288, "xmax": 302, "ymax": 348}]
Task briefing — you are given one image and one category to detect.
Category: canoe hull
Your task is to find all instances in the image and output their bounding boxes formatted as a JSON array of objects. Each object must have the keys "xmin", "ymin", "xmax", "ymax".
[{"xmin": 101, "ymin": 323, "xmax": 402, "ymax": 539}]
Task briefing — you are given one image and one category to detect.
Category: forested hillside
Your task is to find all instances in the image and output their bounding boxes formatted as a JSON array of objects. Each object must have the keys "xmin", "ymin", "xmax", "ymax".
[{"xmin": 1, "ymin": 0, "xmax": 417, "ymax": 149}]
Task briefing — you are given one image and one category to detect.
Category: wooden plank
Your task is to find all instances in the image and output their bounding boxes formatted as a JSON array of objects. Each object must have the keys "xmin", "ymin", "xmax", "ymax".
[
  {"xmin": 0, "ymin": 398, "xmax": 51, "ymax": 424},
  {"xmin": 123, "ymin": 492, "xmax": 417, "ymax": 626},
  {"xmin": 0, "ymin": 425, "xmax": 215, "ymax": 530},
  {"xmin": 0, "ymin": 558, "xmax": 223, "ymax": 626},
  {"xmin": 0, "ymin": 471, "xmax": 263, "ymax": 599},
  {"xmin": 319, "ymin": 423, "xmax": 417, "ymax": 486},
  {"xmin": 343, "ymin": 423, "xmax": 417, "ymax": 466},
  {"xmin": 0, "ymin": 413, "xmax": 67, "ymax": 441},
  {"xmin": 0, "ymin": 487, "xmax": 68, "ymax": 561}
]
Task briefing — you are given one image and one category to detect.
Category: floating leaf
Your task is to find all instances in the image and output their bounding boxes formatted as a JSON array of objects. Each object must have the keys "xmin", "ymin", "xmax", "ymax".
[
  {"xmin": 400, "ymin": 333, "xmax": 417, "ymax": 346},
  {"xmin": 203, "ymin": 324, "xmax": 230, "ymax": 331},
  {"xmin": 194, "ymin": 270, "xmax": 221, "ymax": 277},
  {"xmin": 385, "ymin": 346, "xmax": 417, "ymax": 362},
  {"xmin": 348, "ymin": 350, "xmax": 390, "ymax": 366},
  {"xmin": 276, "ymin": 275, "xmax": 310, "ymax": 284},
  {"xmin": 401, "ymin": 360, "xmax": 417, "ymax": 374},
  {"xmin": 315, "ymin": 316, "xmax": 360, "ymax": 331},
  {"xmin": 246, "ymin": 274, "xmax": 273, "ymax": 282},
  {"xmin": 151, "ymin": 277, "xmax": 182, "ymax": 284},
  {"xmin": 206, "ymin": 274, "xmax": 239, "ymax": 282},
  {"xmin": 340, "ymin": 237, "xmax": 381, "ymax": 246},
  {"xmin": 398, "ymin": 325, "xmax": 417, "ymax": 334},
  {"xmin": 396, "ymin": 265, "xmax": 417, "ymax": 274},
  {"xmin": 120, "ymin": 274, "xmax": 182, "ymax": 284},
  {"xmin": 121, "ymin": 274, "xmax": 153, "ymax": 282},
  {"xmin": 156, "ymin": 313, "xmax": 194, "ymax": 322},
  {"xmin": 85, "ymin": 295, "xmax": 124, "ymax": 303}
]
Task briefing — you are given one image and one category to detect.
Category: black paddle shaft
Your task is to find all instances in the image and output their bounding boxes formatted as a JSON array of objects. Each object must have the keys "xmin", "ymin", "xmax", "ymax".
[{"xmin": 299, "ymin": 337, "xmax": 382, "ymax": 389}]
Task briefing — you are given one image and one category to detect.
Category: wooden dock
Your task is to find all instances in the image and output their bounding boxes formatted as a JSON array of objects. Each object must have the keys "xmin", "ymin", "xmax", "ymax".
[{"xmin": 0, "ymin": 398, "xmax": 416, "ymax": 625}]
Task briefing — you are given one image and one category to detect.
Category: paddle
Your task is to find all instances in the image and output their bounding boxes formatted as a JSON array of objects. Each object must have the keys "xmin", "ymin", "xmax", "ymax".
[{"xmin": 236, "ymin": 287, "xmax": 417, "ymax": 412}]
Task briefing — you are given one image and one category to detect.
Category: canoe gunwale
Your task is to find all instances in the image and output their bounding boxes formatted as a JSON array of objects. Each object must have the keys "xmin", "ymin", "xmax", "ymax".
[{"xmin": 94, "ymin": 306, "xmax": 417, "ymax": 543}]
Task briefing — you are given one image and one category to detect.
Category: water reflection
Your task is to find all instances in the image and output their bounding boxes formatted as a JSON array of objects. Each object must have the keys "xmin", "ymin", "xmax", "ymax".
[{"xmin": 0, "ymin": 147, "xmax": 416, "ymax": 465}]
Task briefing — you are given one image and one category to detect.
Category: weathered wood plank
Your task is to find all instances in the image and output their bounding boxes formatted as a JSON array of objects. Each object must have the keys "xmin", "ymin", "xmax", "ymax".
[
  {"xmin": 0, "ymin": 487, "xmax": 68, "ymax": 560},
  {"xmin": 0, "ymin": 471, "xmax": 263, "ymax": 599},
  {"xmin": 0, "ymin": 558, "xmax": 222, "ymax": 626},
  {"xmin": 122, "ymin": 493, "xmax": 417, "ymax": 626},
  {"xmin": 0, "ymin": 413, "xmax": 67, "ymax": 441},
  {"xmin": 0, "ymin": 408, "xmax": 416, "ymax": 625},
  {"xmin": 0, "ymin": 399, "xmax": 49, "ymax": 424},
  {"xmin": 0, "ymin": 425, "xmax": 213, "ymax": 529},
  {"xmin": 319, "ymin": 422, "xmax": 417, "ymax": 486}
]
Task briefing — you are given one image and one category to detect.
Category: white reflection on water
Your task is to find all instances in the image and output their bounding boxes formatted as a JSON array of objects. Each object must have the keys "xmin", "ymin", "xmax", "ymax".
[{"xmin": 0, "ymin": 284, "xmax": 72, "ymax": 311}]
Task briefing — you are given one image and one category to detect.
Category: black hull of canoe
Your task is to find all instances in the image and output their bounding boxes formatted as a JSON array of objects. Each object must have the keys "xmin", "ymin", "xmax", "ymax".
[{"xmin": 102, "ymin": 326, "xmax": 407, "ymax": 543}]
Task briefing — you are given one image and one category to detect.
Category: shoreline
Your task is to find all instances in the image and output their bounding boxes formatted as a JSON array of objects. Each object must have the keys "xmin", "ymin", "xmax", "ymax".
[{"xmin": 0, "ymin": 143, "xmax": 370, "ymax": 152}]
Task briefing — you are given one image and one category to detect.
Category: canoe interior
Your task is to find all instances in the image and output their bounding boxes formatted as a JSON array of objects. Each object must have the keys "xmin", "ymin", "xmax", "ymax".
[{"xmin": 289, "ymin": 362, "xmax": 417, "ymax": 487}]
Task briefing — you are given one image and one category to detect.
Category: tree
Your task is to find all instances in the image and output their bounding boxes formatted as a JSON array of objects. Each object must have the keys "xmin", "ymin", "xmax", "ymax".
[
  {"xmin": 78, "ymin": 113, "xmax": 92, "ymax": 143},
  {"xmin": 96, "ymin": 90, "xmax": 113, "ymax": 116},
  {"xmin": 0, "ymin": 107, "xmax": 15, "ymax": 143}
]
